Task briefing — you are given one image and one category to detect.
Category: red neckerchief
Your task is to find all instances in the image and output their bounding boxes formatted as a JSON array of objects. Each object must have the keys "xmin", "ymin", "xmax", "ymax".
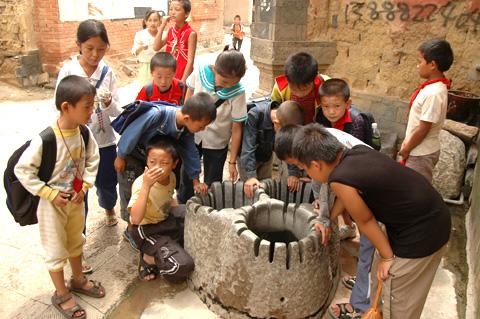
[
  {"xmin": 333, "ymin": 110, "xmax": 352, "ymax": 131},
  {"xmin": 409, "ymin": 78, "xmax": 451, "ymax": 111}
]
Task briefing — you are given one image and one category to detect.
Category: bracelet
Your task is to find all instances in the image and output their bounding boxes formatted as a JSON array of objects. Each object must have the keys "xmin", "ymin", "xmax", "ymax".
[
  {"xmin": 376, "ymin": 251, "xmax": 396, "ymax": 262},
  {"xmin": 229, "ymin": 161, "xmax": 237, "ymax": 165}
]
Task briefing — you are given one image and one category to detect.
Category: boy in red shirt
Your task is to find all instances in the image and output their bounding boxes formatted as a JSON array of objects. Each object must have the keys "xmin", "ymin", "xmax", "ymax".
[{"xmin": 136, "ymin": 52, "xmax": 184, "ymax": 105}]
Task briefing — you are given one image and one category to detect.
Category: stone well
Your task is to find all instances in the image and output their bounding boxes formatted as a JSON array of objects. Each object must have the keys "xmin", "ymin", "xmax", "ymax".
[{"xmin": 185, "ymin": 180, "xmax": 340, "ymax": 319}]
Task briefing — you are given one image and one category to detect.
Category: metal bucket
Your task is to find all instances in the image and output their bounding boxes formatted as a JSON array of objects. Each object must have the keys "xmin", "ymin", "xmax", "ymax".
[{"xmin": 447, "ymin": 90, "xmax": 480, "ymax": 125}]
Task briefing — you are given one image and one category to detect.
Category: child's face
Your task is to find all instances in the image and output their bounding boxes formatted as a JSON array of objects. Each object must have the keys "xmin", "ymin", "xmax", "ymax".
[
  {"xmin": 77, "ymin": 36, "xmax": 108, "ymax": 68},
  {"xmin": 289, "ymin": 82, "xmax": 314, "ymax": 98},
  {"xmin": 65, "ymin": 95, "xmax": 95, "ymax": 125},
  {"xmin": 169, "ymin": 1, "xmax": 188, "ymax": 25},
  {"xmin": 416, "ymin": 51, "xmax": 436, "ymax": 79},
  {"xmin": 303, "ymin": 160, "xmax": 329, "ymax": 183},
  {"xmin": 234, "ymin": 17, "xmax": 241, "ymax": 24},
  {"xmin": 151, "ymin": 66, "xmax": 176, "ymax": 92},
  {"xmin": 320, "ymin": 96, "xmax": 350, "ymax": 125},
  {"xmin": 213, "ymin": 69, "xmax": 242, "ymax": 89},
  {"xmin": 146, "ymin": 13, "xmax": 161, "ymax": 31},
  {"xmin": 184, "ymin": 117, "xmax": 212, "ymax": 133},
  {"xmin": 146, "ymin": 148, "xmax": 178, "ymax": 177}
]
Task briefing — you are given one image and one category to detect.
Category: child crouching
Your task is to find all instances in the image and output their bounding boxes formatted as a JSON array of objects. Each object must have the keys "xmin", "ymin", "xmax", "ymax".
[{"xmin": 128, "ymin": 136, "xmax": 194, "ymax": 282}]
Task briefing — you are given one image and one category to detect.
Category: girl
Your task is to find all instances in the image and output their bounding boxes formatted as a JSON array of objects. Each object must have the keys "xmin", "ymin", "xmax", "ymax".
[
  {"xmin": 56, "ymin": 19, "xmax": 122, "ymax": 271},
  {"xmin": 185, "ymin": 48, "xmax": 247, "ymax": 186},
  {"xmin": 131, "ymin": 10, "xmax": 162, "ymax": 86},
  {"xmin": 153, "ymin": 0, "xmax": 197, "ymax": 84}
]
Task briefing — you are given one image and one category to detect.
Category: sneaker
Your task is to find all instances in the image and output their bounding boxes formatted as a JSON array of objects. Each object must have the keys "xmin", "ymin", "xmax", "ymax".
[
  {"xmin": 123, "ymin": 228, "xmax": 139, "ymax": 251},
  {"xmin": 339, "ymin": 224, "xmax": 357, "ymax": 240}
]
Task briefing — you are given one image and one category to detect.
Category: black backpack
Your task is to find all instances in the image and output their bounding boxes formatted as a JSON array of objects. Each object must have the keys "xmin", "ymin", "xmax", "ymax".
[
  {"xmin": 349, "ymin": 107, "xmax": 381, "ymax": 151},
  {"xmin": 4, "ymin": 125, "xmax": 89, "ymax": 226},
  {"xmin": 245, "ymin": 96, "xmax": 275, "ymax": 162}
]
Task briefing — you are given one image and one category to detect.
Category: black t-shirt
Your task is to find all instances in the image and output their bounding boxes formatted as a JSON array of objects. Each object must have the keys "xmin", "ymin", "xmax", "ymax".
[{"xmin": 329, "ymin": 145, "xmax": 451, "ymax": 258}]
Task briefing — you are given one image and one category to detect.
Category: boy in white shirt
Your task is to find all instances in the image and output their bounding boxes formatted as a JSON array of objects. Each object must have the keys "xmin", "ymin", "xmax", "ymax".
[
  {"xmin": 398, "ymin": 39, "xmax": 454, "ymax": 182},
  {"xmin": 15, "ymin": 75, "xmax": 103, "ymax": 319}
]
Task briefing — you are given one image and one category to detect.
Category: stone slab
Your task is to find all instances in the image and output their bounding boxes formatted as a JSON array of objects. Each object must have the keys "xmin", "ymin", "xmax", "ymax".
[{"xmin": 443, "ymin": 119, "xmax": 479, "ymax": 144}]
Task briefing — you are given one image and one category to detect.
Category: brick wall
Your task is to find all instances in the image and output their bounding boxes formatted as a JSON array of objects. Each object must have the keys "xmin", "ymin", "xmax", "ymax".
[{"xmin": 32, "ymin": 0, "xmax": 224, "ymax": 75}]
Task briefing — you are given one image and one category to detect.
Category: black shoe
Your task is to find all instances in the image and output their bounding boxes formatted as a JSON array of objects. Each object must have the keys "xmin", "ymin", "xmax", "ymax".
[{"xmin": 123, "ymin": 228, "xmax": 139, "ymax": 252}]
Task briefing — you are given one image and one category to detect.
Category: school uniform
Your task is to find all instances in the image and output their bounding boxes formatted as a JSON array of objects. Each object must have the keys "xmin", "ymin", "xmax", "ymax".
[
  {"xmin": 186, "ymin": 64, "xmax": 247, "ymax": 185},
  {"xmin": 15, "ymin": 124, "xmax": 99, "ymax": 271},
  {"xmin": 329, "ymin": 145, "xmax": 451, "ymax": 319}
]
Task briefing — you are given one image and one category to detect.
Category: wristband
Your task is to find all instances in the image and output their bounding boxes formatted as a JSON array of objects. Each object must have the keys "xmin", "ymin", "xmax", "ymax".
[
  {"xmin": 376, "ymin": 251, "xmax": 396, "ymax": 262},
  {"xmin": 229, "ymin": 161, "xmax": 236, "ymax": 165}
]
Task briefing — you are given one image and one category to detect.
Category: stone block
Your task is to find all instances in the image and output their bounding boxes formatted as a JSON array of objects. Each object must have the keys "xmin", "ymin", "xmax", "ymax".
[
  {"xmin": 379, "ymin": 131, "xmax": 398, "ymax": 159},
  {"xmin": 37, "ymin": 72, "xmax": 49, "ymax": 85},
  {"xmin": 443, "ymin": 119, "xmax": 479, "ymax": 144},
  {"xmin": 467, "ymin": 144, "xmax": 478, "ymax": 166},
  {"xmin": 433, "ymin": 130, "xmax": 467, "ymax": 199}
]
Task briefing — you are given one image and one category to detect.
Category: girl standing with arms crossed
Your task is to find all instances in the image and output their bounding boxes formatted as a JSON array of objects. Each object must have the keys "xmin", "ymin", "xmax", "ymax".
[
  {"xmin": 131, "ymin": 10, "xmax": 162, "ymax": 86},
  {"xmin": 56, "ymin": 20, "xmax": 122, "ymax": 271},
  {"xmin": 153, "ymin": 0, "xmax": 197, "ymax": 84}
]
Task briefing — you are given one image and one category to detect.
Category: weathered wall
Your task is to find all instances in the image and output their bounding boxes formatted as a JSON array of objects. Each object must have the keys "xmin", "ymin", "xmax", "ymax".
[
  {"xmin": 0, "ymin": 0, "xmax": 38, "ymax": 77},
  {"xmin": 308, "ymin": 0, "xmax": 480, "ymax": 100},
  {"xmin": 32, "ymin": 0, "xmax": 224, "ymax": 75},
  {"xmin": 466, "ymin": 141, "xmax": 480, "ymax": 319},
  {"xmin": 223, "ymin": 0, "xmax": 253, "ymax": 26}
]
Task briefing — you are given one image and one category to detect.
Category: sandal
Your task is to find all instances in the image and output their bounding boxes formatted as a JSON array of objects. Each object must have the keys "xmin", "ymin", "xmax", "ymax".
[
  {"xmin": 82, "ymin": 264, "xmax": 93, "ymax": 274},
  {"xmin": 51, "ymin": 291, "xmax": 86, "ymax": 319},
  {"xmin": 328, "ymin": 303, "xmax": 361, "ymax": 319},
  {"xmin": 138, "ymin": 252, "xmax": 158, "ymax": 281},
  {"xmin": 105, "ymin": 210, "xmax": 118, "ymax": 227},
  {"xmin": 341, "ymin": 275, "xmax": 356, "ymax": 290},
  {"xmin": 68, "ymin": 276, "xmax": 106, "ymax": 298}
]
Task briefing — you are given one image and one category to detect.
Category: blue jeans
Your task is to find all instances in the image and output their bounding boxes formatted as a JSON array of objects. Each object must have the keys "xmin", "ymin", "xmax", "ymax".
[{"xmin": 350, "ymin": 234, "xmax": 375, "ymax": 313}]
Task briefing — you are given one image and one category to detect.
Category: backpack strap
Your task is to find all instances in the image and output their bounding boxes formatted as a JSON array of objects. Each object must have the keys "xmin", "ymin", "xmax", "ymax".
[
  {"xmin": 95, "ymin": 65, "xmax": 109, "ymax": 89},
  {"xmin": 178, "ymin": 81, "xmax": 185, "ymax": 105},
  {"xmin": 79, "ymin": 125, "xmax": 90, "ymax": 147},
  {"xmin": 38, "ymin": 127, "xmax": 57, "ymax": 183},
  {"xmin": 145, "ymin": 83, "xmax": 154, "ymax": 99}
]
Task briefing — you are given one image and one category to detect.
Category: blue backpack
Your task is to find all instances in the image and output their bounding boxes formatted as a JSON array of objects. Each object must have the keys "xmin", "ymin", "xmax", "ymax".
[{"xmin": 111, "ymin": 100, "xmax": 177, "ymax": 135}]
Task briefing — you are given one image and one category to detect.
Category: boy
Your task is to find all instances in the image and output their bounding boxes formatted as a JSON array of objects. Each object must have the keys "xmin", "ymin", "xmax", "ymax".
[
  {"xmin": 136, "ymin": 52, "xmax": 185, "ymax": 105},
  {"xmin": 399, "ymin": 39, "xmax": 454, "ymax": 182},
  {"xmin": 315, "ymin": 78, "xmax": 378, "ymax": 317},
  {"xmin": 128, "ymin": 136, "xmax": 194, "ymax": 282},
  {"xmin": 271, "ymin": 52, "xmax": 328, "ymax": 125},
  {"xmin": 231, "ymin": 15, "xmax": 245, "ymax": 51},
  {"xmin": 115, "ymin": 92, "xmax": 216, "ymax": 248},
  {"xmin": 15, "ymin": 75, "xmax": 104, "ymax": 319},
  {"xmin": 241, "ymin": 100, "xmax": 304, "ymax": 197},
  {"xmin": 288, "ymin": 123, "xmax": 451, "ymax": 319}
]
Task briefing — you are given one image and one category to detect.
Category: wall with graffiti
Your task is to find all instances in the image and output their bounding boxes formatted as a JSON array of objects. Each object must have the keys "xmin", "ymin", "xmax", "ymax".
[{"xmin": 308, "ymin": 0, "xmax": 480, "ymax": 100}]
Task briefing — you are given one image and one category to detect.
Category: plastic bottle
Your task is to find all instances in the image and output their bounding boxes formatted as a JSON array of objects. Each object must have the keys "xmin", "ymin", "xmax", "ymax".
[{"xmin": 371, "ymin": 123, "xmax": 381, "ymax": 150}]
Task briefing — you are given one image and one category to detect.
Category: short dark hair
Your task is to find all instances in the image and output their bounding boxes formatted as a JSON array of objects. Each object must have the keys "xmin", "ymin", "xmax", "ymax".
[
  {"xmin": 77, "ymin": 19, "xmax": 109, "ymax": 46},
  {"xmin": 285, "ymin": 52, "xmax": 318, "ymax": 85},
  {"xmin": 319, "ymin": 78, "xmax": 350, "ymax": 101},
  {"xmin": 146, "ymin": 135, "xmax": 179, "ymax": 161},
  {"xmin": 172, "ymin": 0, "xmax": 192, "ymax": 13},
  {"xmin": 55, "ymin": 75, "xmax": 96, "ymax": 110},
  {"xmin": 276, "ymin": 101, "xmax": 304, "ymax": 126},
  {"xmin": 150, "ymin": 52, "xmax": 177, "ymax": 72},
  {"xmin": 142, "ymin": 10, "xmax": 162, "ymax": 29},
  {"xmin": 215, "ymin": 49, "xmax": 246, "ymax": 78},
  {"xmin": 182, "ymin": 92, "xmax": 216, "ymax": 122},
  {"xmin": 418, "ymin": 39, "xmax": 454, "ymax": 72},
  {"xmin": 274, "ymin": 125, "xmax": 300, "ymax": 161},
  {"xmin": 234, "ymin": 15, "xmax": 241, "ymax": 19},
  {"xmin": 292, "ymin": 123, "xmax": 344, "ymax": 166}
]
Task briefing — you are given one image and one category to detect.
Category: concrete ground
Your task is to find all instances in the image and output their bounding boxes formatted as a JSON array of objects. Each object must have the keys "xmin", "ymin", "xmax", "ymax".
[{"xmin": 0, "ymin": 35, "xmax": 460, "ymax": 319}]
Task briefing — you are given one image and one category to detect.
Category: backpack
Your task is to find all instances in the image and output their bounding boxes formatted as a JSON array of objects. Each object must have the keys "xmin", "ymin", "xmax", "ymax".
[
  {"xmin": 4, "ymin": 125, "xmax": 90, "ymax": 226},
  {"xmin": 144, "ymin": 81, "xmax": 185, "ymax": 105},
  {"xmin": 245, "ymin": 95, "xmax": 275, "ymax": 162},
  {"xmin": 111, "ymin": 100, "xmax": 177, "ymax": 135},
  {"xmin": 349, "ymin": 107, "xmax": 381, "ymax": 151}
]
